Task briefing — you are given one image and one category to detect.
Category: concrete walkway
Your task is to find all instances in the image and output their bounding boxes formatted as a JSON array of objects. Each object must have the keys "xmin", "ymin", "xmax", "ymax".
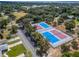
[
  {"xmin": 17, "ymin": 53, "xmax": 25, "ymax": 57},
  {"xmin": 4, "ymin": 52, "xmax": 25, "ymax": 57},
  {"xmin": 7, "ymin": 37, "xmax": 20, "ymax": 42},
  {"xmin": 8, "ymin": 41, "xmax": 22, "ymax": 48},
  {"xmin": 3, "ymin": 52, "xmax": 8, "ymax": 57}
]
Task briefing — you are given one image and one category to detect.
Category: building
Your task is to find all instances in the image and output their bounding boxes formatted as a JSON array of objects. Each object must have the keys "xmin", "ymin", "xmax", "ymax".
[{"xmin": 0, "ymin": 43, "xmax": 8, "ymax": 57}]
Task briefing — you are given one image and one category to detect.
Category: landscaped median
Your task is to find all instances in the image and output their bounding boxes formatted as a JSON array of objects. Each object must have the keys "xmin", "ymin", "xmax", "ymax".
[{"xmin": 6, "ymin": 44, "xmax": 32, "ymax": 57}]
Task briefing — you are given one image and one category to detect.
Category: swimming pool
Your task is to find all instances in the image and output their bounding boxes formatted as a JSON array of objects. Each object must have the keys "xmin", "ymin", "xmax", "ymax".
[
  {"xmin": 42, "ymin": 32, "xmax": 59, "ymax": 43},
  {"xmin": 39, "ymin": 22, "xmax": 50, "ymax": 28}
]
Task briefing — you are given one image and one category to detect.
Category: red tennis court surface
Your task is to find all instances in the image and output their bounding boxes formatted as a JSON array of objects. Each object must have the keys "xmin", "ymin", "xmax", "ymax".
[
  {"xmin": 50, "ymin": 30, "xmax": 66, "ymax": 39},
  {"xmin": 34, "ymin": 25, "xmax": 43, "ymax": 30}
]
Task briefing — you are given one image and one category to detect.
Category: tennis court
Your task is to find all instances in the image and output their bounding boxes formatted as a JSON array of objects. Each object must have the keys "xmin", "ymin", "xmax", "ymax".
[
  {"xmin": 39, "ymin": 22, "xmax": 50, "ymax": 28},
  {"xmin": 42, "ymin": 32, "xmax": 59, "ymax": 43},
  {"xmin": 50, "ymin": 30, "xmax": 66, "ymax": 39},
  {"xmin": 33, "ymin": 22, "xmax": 51, "ymax": 30},
  {"xmin": 34, "ymin": 22, "xmax": 73, "ymax": 47},
  {"xmin": 34, "ymin": 25, "xmax": 43, "ymax": 30}
]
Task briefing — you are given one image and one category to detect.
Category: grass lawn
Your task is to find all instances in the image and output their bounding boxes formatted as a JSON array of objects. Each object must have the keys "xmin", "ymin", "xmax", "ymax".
[
  {"xmin": 62, "ymin": 51, "xmax": 79, "ymax": 57},
  {"xmin": 8, "ymin": 39, "xmax": 20, "ymax": 45},
  {"xmin": 7, "ymin": 44, "xmax": 26, "ymax": 57},
  {"xmin": 0, "ymin": 15, "xmax": 8, "ymax": 21},
  {"xmin": 75, "ymin": 19, "xmax": 79, "ymax": 25},
  {"xmin": 24, "ymin": 50, "xmax": 32, "ymax": 57}
]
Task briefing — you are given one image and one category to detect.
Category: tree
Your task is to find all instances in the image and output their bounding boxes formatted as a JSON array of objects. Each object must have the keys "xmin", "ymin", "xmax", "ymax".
[
  {"xmin": 0, "ymin": 34, "xmax": 3, "ymax": 39},
  {"xmin": 25, "ymin": 23, "xmax": 35, "ymax": 34},
  {"xmin": 71, "ymin": 40, "xmax": 78, "ymax": 50},
  {"xmin": 33, "ymin": 16, "xmax": 42, "ymax": 23},
  {"xmin": 77, "ymin": 32, "xmax": 79, "ymax": 37},
  {"xmin": 61, "ymin": 45, "xmax": 70, "ymax": 52},
  {"xmin": 58, "ymin": 18, "xmax": 64, "ymax": 25},
  {"xmin": 72, "ymin": 51, "xmax": 79, "ymax": 57},
  {"xmin": 2, "ymin": 4, "xmax": 13, "ymax": 12},
  {"xmin": 36, "ymin": 50, "xmax": 42, "ymax": 57},
  {"xmin": 61, "ymin": 13, "xmax": 68, "ymax": 19},
  {"xmin": 62, "ymin": 52, "xmax": 72, "ymax": 57},
  {"xmin": 71, "ymin": 10, "xmax": 79, "ymax": 16},
  {"xmin": 31, "ymin": 32, "xmax": 49, "ymax": 56},
  {"xmin": 10, "ymin": 25, "xmax": 18, "ymax": 34},
  {"xmin": 65, "ymin": 20, "xmax": 76, "ymax": 31},
  {"xmin": 0, "ymin": 19, "xmax": 9, "ymax": 29}
]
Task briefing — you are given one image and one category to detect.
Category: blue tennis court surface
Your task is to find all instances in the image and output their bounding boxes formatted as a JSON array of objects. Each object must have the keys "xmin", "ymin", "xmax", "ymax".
[
  {"xmin": 39, "ymin": 22, "xmax": 50, "ymax": 28},
  {"xmin": 42, "ymin": 32, "xmax": 59, "ymax": 43}
]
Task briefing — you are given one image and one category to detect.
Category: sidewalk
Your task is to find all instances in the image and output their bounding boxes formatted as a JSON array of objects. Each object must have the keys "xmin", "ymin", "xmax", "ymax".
[
  {"xmin": 8, "ymin": 37, "xmax": 20, "ymax": 42},
  {"xmin": 17, "ymin": 53, "xmax": 25, "ymax": 57},
  {"xmin": 8, "ymin": 41, "xmax": 22, "ymax": 48},
  {"xmin": 4, "ymin": 52, "xmax": 8, "ymax": 57}
]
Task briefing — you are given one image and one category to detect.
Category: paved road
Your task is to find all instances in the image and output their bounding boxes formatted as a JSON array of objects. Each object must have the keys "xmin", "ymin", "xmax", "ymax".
[{"xmin": 17, "ymin": 29, "xmax": 37, "ymax": 57}]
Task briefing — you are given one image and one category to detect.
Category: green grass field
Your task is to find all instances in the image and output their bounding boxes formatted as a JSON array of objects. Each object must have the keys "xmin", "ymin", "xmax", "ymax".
[
  {"xmin": 7, "ymin": 44, "xmax": 26, "ymax": 57},
  {"xmin": 75, "ymin": 19, "xmax": 79, "ymax": 25}
]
